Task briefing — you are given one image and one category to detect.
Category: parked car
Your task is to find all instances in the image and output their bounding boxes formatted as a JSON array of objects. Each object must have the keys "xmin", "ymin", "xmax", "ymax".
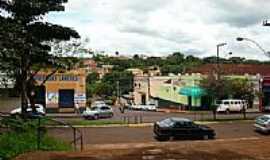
[
  {"xmin": 82, "ymin": 105, "xmax": 114, "ymax": 120},
  {"xmin": 10, "ymin": 104, "xmax": 46, "ymax": 116},
  {"xmin": 254, "ymin": 115, "xmax": 270, "ymax": 134},
  {"xmin": 153, "ymin": 117, "xmax": 215, "ymax": 141},
  {"xmin": 216, "ymin": 99, "xmax": 247, "ymax": 113}
]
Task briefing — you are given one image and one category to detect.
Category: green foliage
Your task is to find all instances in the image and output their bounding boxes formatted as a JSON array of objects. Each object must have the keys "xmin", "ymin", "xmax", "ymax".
[
  {"xmin": 201, "ymin": 75, "xmax": 255, "ymax": 108},
  {"xmin": 0, "ymin": 117, "xmax": 71, "ymax": 159},
  {"xmin": 86, "ymin": 71, "xmax": 133, "ymax": 98},
  {"xmin": 86, "ymin": 72, "xmax": 99, "ymax": 84},
  {"xmin": 0, "ymin": 0, "xmax": 80, "ymax": 113}
]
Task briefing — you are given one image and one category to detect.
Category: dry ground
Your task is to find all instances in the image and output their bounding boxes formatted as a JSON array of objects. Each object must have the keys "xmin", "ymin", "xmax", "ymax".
[{"xmin": 15, "ymin": 137, "xmax": 270, "ymax": 160}]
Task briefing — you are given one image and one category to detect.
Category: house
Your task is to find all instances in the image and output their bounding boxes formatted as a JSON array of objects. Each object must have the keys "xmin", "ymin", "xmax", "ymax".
[
  {"xmin": 82, "ymin": 59, "xmax": 97, "ymax": 73},
  {"xmin": 133, "ymin": 63, "xmax": 270, "ymax": 110},
  {"xmin": 133, "ymin": 74, "xmax": 205, "ymax": 109}
]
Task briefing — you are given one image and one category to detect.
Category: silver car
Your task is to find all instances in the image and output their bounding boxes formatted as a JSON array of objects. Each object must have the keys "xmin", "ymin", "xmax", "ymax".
[
  {"xmin": 82, "ymin": 105, "xmax": 114, "ymax": 120},
  {"xmin": 254, "ymin": 115, "xmax": 270, "ymax": 134}
]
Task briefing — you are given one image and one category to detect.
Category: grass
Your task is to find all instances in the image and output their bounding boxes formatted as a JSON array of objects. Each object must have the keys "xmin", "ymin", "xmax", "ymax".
[
  {"xmin": 62, "ymin": 119, "xmax": 125, "ymax": 126},
  {"xmin": 0, "ymin": 117, "xmax": 72, "ymax": 160}
]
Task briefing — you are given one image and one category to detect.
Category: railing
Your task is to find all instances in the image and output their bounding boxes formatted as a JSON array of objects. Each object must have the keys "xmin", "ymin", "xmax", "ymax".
[{"xmin": 42, "ymin": 117, "xmax": 83, "ymax": 151}]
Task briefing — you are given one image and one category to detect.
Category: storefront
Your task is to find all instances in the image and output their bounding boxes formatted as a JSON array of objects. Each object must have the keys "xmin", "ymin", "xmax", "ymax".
[
  {"xmin": 260, "ymin": 76, "xmax": 270, "ymax": 112},
  {"xmin": 34, "ymin": 69, "xmax": 86, "ymax": 113}
]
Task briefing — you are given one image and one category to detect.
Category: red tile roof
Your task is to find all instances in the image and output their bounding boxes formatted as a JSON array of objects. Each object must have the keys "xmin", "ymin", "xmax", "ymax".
[{"xmin": 187, "ymin": 64, "xmax": 270, "ymax": 76}]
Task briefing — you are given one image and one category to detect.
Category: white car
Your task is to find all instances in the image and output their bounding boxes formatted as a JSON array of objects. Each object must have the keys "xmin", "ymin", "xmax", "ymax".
[
  {"xmin": 217, "ymin": 99, "xmax": 247, "ymax": 113},
  {"xmin": 254, "ymin": 115, "xmax": 270, "ymax": 134},
  {"xmin": 10, "ymin": 104, "xmax": 46, "ymax": 116},
  {"xmin": 82, "ymin": 105, "xmax": 114, "ymax": 120}
]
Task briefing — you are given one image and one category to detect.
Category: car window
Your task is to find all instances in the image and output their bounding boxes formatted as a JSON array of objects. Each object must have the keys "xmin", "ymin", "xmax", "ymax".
[
  {"xmin": 224, "ymin": 102, "xmax": 229, "ymax": 105},
  {"xmin": 100, "ymin": 106, "xmax": 110, "ymax": 110},
  {"xmin": 257, "ymin": 116, "xmax": 270, "ymax": 122},
  {"xmin": 160, "ymin": 118, "xmax": 174, "ymax": 126}
]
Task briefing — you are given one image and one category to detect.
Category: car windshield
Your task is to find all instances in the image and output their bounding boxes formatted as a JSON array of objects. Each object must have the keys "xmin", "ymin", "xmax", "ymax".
[
  {"xmin": 100, "ymin": 106, "xmax": 110, "ymax": 110},
  {"xmin": 257, "ymin": 116, "xmax": 270, "ymax": 122},
  {"xmin": 160, "ymin": 118, "xmax": 174, "ymax": 126}
]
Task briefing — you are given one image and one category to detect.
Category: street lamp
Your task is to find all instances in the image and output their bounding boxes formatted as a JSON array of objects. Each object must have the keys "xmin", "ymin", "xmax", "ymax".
[
  {"xmin": 236, "ymin": 37, "xmax": 270, "ymax": 56},
  {"xmin": 216, "ymin": 43, "xmax": 227, "ymax": 80}
]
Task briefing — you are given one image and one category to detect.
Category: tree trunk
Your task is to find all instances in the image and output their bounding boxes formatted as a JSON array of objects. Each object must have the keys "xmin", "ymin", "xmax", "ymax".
[
  {"xmin": 212, "ymin": 109, "xmax": 217, "ymax": 121},
  {"xmin": 21, "ymin": 71, "xmax": 28, "ymax": 116}
]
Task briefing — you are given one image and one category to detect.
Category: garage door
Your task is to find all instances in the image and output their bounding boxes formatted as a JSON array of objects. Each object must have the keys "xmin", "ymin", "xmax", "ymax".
[{"xmin": 59, "ymin": 90, "xmax": 74, "ymax": 108}]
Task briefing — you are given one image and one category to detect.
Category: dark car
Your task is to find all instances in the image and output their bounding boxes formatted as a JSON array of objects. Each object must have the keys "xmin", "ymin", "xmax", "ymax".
[{"xmin": 153, "ymin": 117, "xmax": 215, "ymax": 141}]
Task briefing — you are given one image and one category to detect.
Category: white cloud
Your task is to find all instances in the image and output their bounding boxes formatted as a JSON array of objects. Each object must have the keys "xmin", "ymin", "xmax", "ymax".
[{"xmin": 46, "ymin": 0, "xmax": 270, "ymax": 60}]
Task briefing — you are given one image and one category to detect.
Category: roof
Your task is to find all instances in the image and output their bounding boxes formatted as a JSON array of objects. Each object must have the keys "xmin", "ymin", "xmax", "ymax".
[
  {"xmin": 187, "ymin": 64, "xmax": 270, "ymax": 76},
  {"xmin": 179, "ymin": 86, "xmax": 205, "ymax": 97}
]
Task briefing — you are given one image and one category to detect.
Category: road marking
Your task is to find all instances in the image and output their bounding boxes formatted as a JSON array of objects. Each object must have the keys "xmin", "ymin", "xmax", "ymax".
[{"xmin": 215, "ymin": 137, "xmax": 260, "ymax": 142}]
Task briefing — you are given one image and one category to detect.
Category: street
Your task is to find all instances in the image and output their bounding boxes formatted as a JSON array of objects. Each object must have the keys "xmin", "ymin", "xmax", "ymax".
[
  {"xmin": 52, "ymin": 107, "xmax": 264, "ymax": 124},
  {"xmin": 108, "ymin": 108, "xmax": 262, "ymax": 123},
  {"xmin": 47, "ymin": 121, "xmax": 266, "ymax": 146}
]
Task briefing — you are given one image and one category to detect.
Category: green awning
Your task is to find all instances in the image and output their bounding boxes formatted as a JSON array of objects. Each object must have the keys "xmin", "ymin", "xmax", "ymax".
[{"xmin": 179, "ymin": 86, "xmax": 205, "ymax": 97}]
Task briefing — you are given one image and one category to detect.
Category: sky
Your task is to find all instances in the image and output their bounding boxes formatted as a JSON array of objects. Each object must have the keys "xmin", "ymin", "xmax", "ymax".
[{"xmin": 46, "ymin": 0, "xmax": 270, "ymax": 60}]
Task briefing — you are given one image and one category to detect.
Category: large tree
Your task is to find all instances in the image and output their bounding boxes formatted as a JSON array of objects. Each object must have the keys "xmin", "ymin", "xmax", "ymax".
[{"xmin": 0, "ymin": 0, "xmax": 80, "ymax": 114}]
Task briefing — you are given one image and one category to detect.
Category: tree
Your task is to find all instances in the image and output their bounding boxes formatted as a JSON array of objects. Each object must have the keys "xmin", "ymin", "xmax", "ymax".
[
  {"xmin": 227, "ymin": 78, "xmax": 255, "ymax": 119},
  {"xmin": 86, "ymin": 72, "xmax": 99, "ymax": 84},
  {"xmin": 0, "ymin": 0, "xmax": 80, "ymax": 115},
  {"xmin": 200, "ymin": 73, "xmax": 230, "ymax": 120}
]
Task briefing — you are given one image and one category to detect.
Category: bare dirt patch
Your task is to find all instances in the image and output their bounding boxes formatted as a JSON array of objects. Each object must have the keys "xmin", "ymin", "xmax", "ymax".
[{"xmin": 15, "ymin": 137, "xmax": 270, "ymax": 160}]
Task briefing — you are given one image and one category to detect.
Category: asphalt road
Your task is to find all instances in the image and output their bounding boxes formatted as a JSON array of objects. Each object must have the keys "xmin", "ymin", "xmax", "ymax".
[
  {"xmin": 105, "ymin": 108, "xmax": 263, "ymax": 123},
  {"xmin": 47, "ymin": 121, "xmax": 267, "ymax": 146}
]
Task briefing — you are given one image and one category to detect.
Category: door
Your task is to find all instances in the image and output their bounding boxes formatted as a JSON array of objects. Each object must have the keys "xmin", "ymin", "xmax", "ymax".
[
  {"xmin": 99, "ymin": 106, "xmax": 110, "ymax": 117},
  {"xmin": 141, "ymin": 94, "xmax": 146, "ymax": 105},
  {"xmin": 173, "ymin": 122, "xmax": 190, "ymax": 139},
  {"xmin": 59, "ymin": 90, "xmax": 74, "ymax": 108},
  {"xmin": 35, "ymin": 85, "xmax": 46, "ymax": 108}
]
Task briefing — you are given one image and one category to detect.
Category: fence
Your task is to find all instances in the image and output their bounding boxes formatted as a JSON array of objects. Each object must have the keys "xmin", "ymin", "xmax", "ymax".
[{"xmin": 0, "ymin": 113, "xmax": 84, "ymax": 151}]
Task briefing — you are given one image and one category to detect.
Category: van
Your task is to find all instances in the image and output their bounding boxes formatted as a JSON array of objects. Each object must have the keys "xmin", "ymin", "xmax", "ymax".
[{"xmin": 216, "ymin": 99, "xmax": 248, "ymax": 113}]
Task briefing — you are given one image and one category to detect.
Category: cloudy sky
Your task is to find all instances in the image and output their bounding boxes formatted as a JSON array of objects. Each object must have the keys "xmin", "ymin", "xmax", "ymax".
[{"xmin": 46, "ymin": 0, "xmax": 270, "ymax": 60}]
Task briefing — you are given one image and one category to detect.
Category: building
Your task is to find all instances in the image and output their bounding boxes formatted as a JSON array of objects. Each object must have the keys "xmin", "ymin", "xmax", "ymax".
[
  {"xmin": 82, "ymin": 59, "xmax": 97, "ymax": 73},
  {"xmin": 133, "ymin": 64, "xmax": 270, "ymax": 110},
  {"xmin": 34, "ymin": 68, "xmax": 86, "ymax": 113}
]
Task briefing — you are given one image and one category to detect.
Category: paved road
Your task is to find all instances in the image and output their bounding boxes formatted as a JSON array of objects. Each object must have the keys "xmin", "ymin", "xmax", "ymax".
[
  {"xmin": 109, "ymin": 109, "xmax": 263, "ymax": 123},
  {"xmin": 53, "ymin": 108, "xmax": 263, "ymax": 124},
  {"xmin": 48, "ymin": 121, "xmax": 267, "ymax": 145}
]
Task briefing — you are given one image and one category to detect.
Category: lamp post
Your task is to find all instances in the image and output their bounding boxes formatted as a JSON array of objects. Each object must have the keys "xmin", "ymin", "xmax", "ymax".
[
  {"xmin": 216, "ymin": 43, "xmax": 227, "ymax": 80},
  {"xmin": 236, "ymin": 37, "xmax": 270, "ymax": 56}
]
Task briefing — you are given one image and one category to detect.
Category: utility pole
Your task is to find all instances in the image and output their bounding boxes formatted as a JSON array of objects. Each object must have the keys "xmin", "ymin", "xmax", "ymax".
[{"xmin": 116, "ymin": 80, "xmax": 120, "ymax": 105}]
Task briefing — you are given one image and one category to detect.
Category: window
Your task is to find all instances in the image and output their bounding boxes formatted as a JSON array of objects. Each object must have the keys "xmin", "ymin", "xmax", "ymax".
[
  {"xmin": 101, "ymin": 106, "xmax": 110, "ymax": 110},
  {"xmin": 224, "ymin": 102, "xmax": 229, "ymax": 105}
]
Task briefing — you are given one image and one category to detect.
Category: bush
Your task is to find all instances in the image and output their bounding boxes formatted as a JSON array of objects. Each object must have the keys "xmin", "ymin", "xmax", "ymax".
[{"xmin": 0, "ymin": 117, "xmax": 72, "ymax": 159}]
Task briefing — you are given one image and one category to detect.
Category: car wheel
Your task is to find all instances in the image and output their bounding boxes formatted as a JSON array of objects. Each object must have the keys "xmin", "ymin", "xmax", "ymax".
[
  {"xmin": 155, "ymin": 136, "xmax": 170, "ymax": 141},
  {"xmin": 110, "ymin": 113, "xmax": 114, "ymax": 118},
  {"xmin": 94, "ymin": 114, "xmax": 99, "ymax": 120},
  {"xmin": 226, "ymin": 109, "xmax": 230, "ymax": 114},
  {"xmin": 203, "ymin": 135, "xmax": 209, "ymax": 140}
]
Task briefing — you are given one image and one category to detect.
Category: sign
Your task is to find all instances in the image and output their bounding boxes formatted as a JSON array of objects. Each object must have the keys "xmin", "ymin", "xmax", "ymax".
[{"xmin": 47, "ymin": 92, "xmax": 58, "ymax": 104}]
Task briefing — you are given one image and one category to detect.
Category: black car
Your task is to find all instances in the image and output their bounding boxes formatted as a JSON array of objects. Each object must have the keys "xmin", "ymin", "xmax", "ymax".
[{"xmin": 153, "ymin": 117, "xmax": 215, "ymax": 141}]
